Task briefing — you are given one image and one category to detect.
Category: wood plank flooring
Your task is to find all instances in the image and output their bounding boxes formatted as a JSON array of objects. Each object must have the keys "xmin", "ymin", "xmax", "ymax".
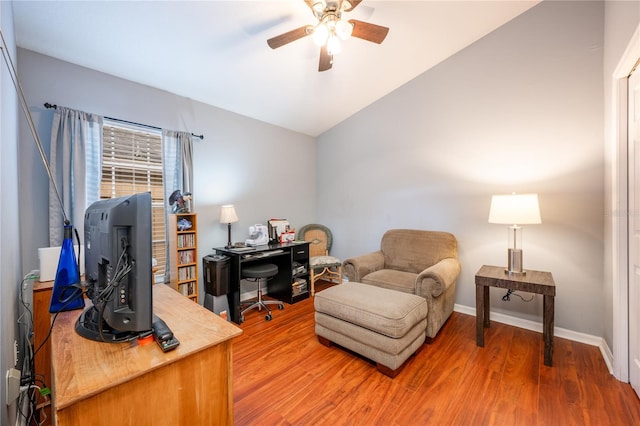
[{"xmin": 232, "ymin": 282, "xmax": 640, "ymax": 425}]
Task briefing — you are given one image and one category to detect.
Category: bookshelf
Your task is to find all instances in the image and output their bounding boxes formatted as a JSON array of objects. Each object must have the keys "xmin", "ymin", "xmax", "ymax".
[{"xmin": 169, "ymin": 213, "xmax": 199, "ymax": 302}]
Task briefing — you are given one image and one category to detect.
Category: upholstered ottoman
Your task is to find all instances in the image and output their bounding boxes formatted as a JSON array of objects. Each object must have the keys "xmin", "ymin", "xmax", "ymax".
[{"xmin": 314, "ymin": 282, "xmax": 428, "ymax": 377}]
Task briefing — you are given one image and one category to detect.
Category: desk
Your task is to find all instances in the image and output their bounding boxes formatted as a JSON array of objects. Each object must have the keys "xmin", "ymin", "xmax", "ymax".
[
  {"xmin": 475, "ymin": 265, "xmax": 556, "ymax": 367},
  {"xmin": 215, "ymin": 242, "xmax": 310, "ymax": 323},
  {"xmin": 51, "ymin": 283, "xmax": 242, "ymax": 425}
]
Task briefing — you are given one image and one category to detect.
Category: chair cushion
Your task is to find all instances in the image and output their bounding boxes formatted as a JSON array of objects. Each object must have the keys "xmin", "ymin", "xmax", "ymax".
[
  {"xmin": 242, "ymin": 263, "xmax": 278, "ymax": 279},
  {"xmin": 310, "ymin": 255, "xmax": 342, "ymax": 268},
  {"xmin": 362, "ymin": 269, "xmax": 417, "ymax": 294}
]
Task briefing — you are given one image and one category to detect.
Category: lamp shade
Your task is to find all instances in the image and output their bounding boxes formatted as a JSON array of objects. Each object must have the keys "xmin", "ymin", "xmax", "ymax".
[
  {"xmin": 219, "ymin": 205, "xmax": 238, "ymax": 224},
  {"xmin": 488, "ymin": 193, "xmax": 541, "ymax": 225}
]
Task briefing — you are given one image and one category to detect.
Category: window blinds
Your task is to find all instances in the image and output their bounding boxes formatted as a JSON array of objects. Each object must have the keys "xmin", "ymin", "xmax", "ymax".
[{"xmin": 101, "ymin": 122, "xmax": 166, "ymax": 282}]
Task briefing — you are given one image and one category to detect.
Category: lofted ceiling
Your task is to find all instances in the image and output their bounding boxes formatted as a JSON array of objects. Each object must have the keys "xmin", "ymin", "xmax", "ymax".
[{"xmin": 12, "ymin": 0, "xmax": 540, "ymax": 137}]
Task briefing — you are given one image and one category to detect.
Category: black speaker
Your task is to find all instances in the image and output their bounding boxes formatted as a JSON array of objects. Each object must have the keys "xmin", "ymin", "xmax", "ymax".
[{"xmin": 203, "ymin": 254, "xmax": 230, "ymax": 296}]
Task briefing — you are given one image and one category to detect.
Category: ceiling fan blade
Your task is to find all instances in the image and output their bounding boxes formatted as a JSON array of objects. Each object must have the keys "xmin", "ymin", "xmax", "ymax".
[
  {"xmin": 304, "ymin": 0, "xmax": 317, "ymax": 12},
  {"xmin": 343, "ymin": 0, "xmax": 362, "ymax": 12},
  {"xmin": 319, "ymin": 45, "xmax": 333, "ymax": 72},
  {"xmin": 349, "ymin": 19, "xmax": 389, "ymax": 44},
  {"xmin": 267, "ymin": 25, "xmax": 311, "ymax": 49}
]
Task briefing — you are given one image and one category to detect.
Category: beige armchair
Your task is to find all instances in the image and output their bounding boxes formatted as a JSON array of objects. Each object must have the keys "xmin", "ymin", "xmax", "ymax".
[{"xmin": 342, "ymin": 229, "xmax": 461, "ymax": 339}]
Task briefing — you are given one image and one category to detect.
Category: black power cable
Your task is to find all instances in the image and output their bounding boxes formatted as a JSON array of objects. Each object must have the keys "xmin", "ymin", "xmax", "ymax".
[{"xmin": 502, "ymin": 289, "xmax": 534, "ymax": 302}]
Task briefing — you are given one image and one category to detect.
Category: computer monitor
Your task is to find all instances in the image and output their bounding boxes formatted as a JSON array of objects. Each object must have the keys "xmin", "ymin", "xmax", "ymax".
[{"xmin": 75, "ymin": 192, "xmax": 153, "ymax": 342}]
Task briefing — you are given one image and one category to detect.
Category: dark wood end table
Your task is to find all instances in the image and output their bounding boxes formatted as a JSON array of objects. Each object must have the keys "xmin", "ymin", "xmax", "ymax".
[{"xmin": 475, "ymin": 264, "xmax": 556, "ymax": 366}]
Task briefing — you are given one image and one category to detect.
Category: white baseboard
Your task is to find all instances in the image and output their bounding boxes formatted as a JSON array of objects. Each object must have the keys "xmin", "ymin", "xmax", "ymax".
[{"xmin": 454, "ymin": 304, "xmax": 615, "ymax": 375}]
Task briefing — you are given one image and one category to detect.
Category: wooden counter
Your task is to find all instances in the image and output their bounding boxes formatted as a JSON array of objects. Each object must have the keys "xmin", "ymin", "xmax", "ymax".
[{"xmin": 51, "ymin": 283, "xmax": 242, "ymax": 425}]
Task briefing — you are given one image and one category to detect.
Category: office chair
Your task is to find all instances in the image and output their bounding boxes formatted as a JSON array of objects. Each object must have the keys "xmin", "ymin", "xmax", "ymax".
[{"xmin": 240, "ymin": 263, "xmax": 283, "ymax": 322}]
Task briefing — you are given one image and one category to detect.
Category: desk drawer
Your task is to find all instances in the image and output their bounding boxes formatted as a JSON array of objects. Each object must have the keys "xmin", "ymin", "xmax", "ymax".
[{"xmin": 292, "ymin": 245, "xmax": 309, "ymax": 261}]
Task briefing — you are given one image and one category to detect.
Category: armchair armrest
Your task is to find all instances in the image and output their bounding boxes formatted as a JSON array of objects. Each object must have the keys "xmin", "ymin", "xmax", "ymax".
[
  {"xmin": 342, "ymin": 251, "xmax": 385, "ymax": 282},
  {"xmin": 415, "ymin": 257, "xmax": 461, "ymax": 298}
]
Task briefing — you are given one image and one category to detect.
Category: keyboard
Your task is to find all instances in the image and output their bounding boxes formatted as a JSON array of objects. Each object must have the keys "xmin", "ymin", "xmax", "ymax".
[
  {"xmin": 242, "ymin": 249, "xmax": 285, "ymax": 259},
  {"xmin": 228, "ymin": 246, "xmax": 255, "ymax": 252}
]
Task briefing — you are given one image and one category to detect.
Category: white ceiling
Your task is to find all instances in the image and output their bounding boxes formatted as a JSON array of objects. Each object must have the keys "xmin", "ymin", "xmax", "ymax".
[{"xmin": 12, "ymin": 0, "xmax": 540, "ymax": 137}]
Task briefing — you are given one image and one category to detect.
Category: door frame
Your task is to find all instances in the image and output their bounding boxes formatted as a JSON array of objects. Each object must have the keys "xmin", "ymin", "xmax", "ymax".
[{"xmin": 612, "ymin": 23, "xmax": 640, "ymax": 382}]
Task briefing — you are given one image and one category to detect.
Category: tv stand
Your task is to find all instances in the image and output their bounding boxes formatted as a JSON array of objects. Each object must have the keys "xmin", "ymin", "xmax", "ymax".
[{"xmin": 75, "ymin": 305, "xmax": 146, "ymax": 343}]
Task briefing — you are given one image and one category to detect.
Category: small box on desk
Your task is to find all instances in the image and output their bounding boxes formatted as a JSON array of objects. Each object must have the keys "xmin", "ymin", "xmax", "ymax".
[{"xmin": 38, "ymin": 246, "xmax": 85, "ymax": 281}]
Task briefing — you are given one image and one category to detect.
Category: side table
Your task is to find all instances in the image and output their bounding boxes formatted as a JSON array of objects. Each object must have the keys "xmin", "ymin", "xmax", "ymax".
[{"xmin": 475, "ymin": 264, "xmax": 556, "ymax": 366}]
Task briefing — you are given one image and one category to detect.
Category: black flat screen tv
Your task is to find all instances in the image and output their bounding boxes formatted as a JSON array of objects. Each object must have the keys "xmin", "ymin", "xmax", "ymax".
[{"xmin": 75, "ymin": 192, "xmax": 153, "ymax": 342}]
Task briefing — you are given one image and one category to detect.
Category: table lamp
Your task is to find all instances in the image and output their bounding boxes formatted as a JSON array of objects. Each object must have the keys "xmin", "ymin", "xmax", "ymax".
[
  {"xmin": 220, "ymin": 205, "xmax": 239, "ymax": 249},
  {"xmin": 488, "ymin": 193, "xmax": 541, "ymax": 275}
]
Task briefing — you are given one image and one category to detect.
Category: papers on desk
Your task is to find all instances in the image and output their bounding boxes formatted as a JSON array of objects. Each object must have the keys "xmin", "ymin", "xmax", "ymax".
[{"xmin": 268, "ymin": 219, "xmax": 290, "ymax": 241}]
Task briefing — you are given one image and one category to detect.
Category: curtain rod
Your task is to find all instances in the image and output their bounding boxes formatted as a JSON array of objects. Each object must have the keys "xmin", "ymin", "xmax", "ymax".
[{"xmin": 43, "ymin": 103, "xmax": 204, "ymax": 140}]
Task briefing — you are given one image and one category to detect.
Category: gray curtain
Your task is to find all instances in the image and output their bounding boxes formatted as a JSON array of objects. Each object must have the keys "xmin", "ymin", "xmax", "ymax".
[
  {"xmin": 162, "ymin": 130, "xmax": 194, "ymax": 280},
  {"xmin": 49, "ymin": 106, "xmax": 103, "ymax": 246}
]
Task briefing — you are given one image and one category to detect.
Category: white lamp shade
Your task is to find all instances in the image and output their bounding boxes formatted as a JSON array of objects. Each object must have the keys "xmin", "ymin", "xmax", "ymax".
[
  {"xmin": 335, "ymin": 19, "xmax": 353, "ymax": 40},
  {"xmin": 488, "ymin": 193, "xmax": 541, "ymax": 225},
  {"xmin": 312, "ymin": 23, "xmax": 329, "ymax": 46},
  {"xmin": 312, "ymin": 1, "xmax": 326, "ymax": 14},
  {"xmin": 326, "ymin": 34, "xmax": 342, "ymax": 55},
  {"xmin": 220, "ymin": 205, "xmax": 239, "ymax": 224}
]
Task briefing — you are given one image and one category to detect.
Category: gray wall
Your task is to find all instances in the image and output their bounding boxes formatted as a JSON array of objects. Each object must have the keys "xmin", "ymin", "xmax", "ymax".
[
  {"xmin": 1, "ymin": 2, "xmax": 21, "ymax": 424},
  {"xmin": 17, "ymin": 50, "xmax": 317, "ymax": 302},
  {"xmin": 317, "ymin": 1, "xmax": 606, "ymax": 336}
]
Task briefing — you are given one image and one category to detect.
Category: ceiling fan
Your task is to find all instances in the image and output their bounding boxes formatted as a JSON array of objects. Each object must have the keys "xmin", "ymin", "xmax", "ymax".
[{"xmin": 267, "ymin": 0, "xmax": 389, "ymax": 72}]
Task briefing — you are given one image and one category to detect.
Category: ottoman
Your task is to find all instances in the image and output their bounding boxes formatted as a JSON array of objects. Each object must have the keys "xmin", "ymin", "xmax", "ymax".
[{"xmin": 314, "ymin": 282, "xmax": 428, "ymax": 377}]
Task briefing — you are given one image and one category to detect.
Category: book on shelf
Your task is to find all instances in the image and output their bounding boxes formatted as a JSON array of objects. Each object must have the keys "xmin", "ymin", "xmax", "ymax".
[
  {"xmin": 178, "ymin": 265, "xmax": 196, "ymax": 281},
  {"xmin": 179, "ymin": 282, "xmax": 196, "ymax": 297},
  {"xmin": 177, "ymin": 233, "xmax": 195, "ymax": 248},
  {"xmin": 178, "ymin": 249, "xmax": 195, "ymax": 264},
  {"xmin": 178, "ymin": 283, "xmax": 188, "ymax": 296}
]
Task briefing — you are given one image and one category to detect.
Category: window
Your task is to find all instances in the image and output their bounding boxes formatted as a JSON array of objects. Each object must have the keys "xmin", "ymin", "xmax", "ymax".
[{"xmin": 101, "ymin": 120, "xmax": 166, "ymax": 283}]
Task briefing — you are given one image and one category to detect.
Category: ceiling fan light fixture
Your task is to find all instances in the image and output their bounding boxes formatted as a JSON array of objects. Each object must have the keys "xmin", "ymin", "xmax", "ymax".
[
  {"xmin": 266, "ymin": 0, "xmax": 388, "ymax": 72},
  {"xmin": 312, "ymin": 23, "xmax": 329, "ymax": 46},
  {"xmin": 313, "ymin": 1, "xmax": 326, "ymax": 14},
  {"xmin": 335, "ymin": 19, "xmax": 353, "ymax": 40},
  {"xmin": 326, "ymin": 34, "xmax": 342, "ymax": 55}
]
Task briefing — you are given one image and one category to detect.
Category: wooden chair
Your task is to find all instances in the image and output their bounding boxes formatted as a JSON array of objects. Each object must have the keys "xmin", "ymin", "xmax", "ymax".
[{"xmin": 297, "ymin": 224, "xmax": 342, "ymax": 295}]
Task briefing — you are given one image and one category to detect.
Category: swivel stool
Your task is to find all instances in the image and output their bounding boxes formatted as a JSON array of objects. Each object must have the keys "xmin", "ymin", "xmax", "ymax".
[{"xmin": 240, "ymin": 263, "xmax": 284, "ymax": 322}]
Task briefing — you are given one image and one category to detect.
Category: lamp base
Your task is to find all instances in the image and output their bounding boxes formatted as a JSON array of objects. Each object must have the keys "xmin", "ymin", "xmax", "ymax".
[
  {"xmin": 226, "ymin": 223, "xmax": 232, "ymax": 249},
  {"xmin": 505, "ymin": 248, "xmax": 526, "ymax": 275}
]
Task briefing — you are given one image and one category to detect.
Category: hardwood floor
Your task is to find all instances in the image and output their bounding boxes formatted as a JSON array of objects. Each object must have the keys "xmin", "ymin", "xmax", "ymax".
[{"xmin": 232, "ymin": 282, "xmax": 640, "ymax": 425}]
